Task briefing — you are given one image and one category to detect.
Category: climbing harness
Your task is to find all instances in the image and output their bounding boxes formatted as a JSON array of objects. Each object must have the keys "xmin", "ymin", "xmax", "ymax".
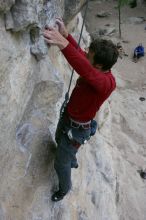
[{"xmin": 59, "ymin": 0, "xmax": 89, "ymax": 118}]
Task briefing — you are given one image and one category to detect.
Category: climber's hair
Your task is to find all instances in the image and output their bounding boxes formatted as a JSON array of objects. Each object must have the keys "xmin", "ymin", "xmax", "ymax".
[{"xmin": 89, "ymin": 38, "xmax": 119, "ymax": 71}]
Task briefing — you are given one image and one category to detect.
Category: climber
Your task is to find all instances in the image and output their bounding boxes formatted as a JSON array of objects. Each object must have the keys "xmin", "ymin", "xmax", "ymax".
[{"xmin": 43, "ymin": 18, "xmax": 119, "ymax": 202}]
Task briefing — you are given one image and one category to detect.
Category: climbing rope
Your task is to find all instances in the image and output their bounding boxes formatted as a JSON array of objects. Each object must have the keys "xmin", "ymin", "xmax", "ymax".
[{"xmin": 60, "ymin": 0, "xmax": 89, "ymax": 118}]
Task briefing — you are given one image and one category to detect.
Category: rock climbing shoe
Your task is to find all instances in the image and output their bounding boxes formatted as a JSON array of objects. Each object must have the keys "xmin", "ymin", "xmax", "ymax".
[
  {"xmin": 71, "ymin": 163, "xmax": 78, "ymax": 169},
  {"xmin": 51, "ymin": 190, "xmax": 66, "ymax": 202}
]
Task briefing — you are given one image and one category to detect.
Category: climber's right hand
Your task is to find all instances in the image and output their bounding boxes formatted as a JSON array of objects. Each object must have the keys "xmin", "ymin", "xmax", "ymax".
[
  {"xmin": 55, "ymin": 18, "xmax": 68, "ymax": 38},
  {"xmin": 43, "ymin": 27, "xmax": 69, "ymax": 50}
]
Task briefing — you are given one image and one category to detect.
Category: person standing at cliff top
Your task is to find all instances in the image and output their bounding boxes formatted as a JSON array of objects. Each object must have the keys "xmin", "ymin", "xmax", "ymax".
[{"xmin": 43, "ymin": 18, "xmax": 119, "ymax": 202}]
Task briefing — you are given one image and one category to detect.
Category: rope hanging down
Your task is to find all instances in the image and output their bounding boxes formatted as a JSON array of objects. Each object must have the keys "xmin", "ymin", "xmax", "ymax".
[{"xmin": 60, "ymin": 0, "xmax": 89, "ymax": 117}]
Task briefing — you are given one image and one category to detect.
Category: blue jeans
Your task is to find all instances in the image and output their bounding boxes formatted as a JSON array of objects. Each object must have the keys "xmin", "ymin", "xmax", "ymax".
[{"xmin": 54, "ymin": 113, "xmax": 91, "ymax": 194}]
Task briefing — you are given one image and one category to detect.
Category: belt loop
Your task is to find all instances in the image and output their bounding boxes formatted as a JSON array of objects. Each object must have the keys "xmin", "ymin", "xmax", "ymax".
[
  {"xmin": 71, "ymin": 121, "xmax": 80, "ymax": 128},
  {"xmin": 70, "ymin": 118, "xmax": 91, "ymax": 129}
]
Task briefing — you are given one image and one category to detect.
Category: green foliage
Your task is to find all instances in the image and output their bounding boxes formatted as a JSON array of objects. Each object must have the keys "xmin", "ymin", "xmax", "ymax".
[{"xmin": 118, "ymin": 0, "xmax": 130, "ymax": 8}]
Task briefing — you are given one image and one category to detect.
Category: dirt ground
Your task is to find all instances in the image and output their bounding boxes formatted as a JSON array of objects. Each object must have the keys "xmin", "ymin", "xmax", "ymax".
[{"xmin": 84, "ymin": 0, "xmax": 146, "ymax": 86}]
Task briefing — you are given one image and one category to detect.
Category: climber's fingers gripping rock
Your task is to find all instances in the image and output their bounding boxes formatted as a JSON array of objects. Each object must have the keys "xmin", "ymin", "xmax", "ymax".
[
  {"xmin": 43, "ymin": 27, "xmax": 69, "ymax": 50},
  {"xmin": 55, "ymin": 18, "xmax": 68, "ymax": 38}
]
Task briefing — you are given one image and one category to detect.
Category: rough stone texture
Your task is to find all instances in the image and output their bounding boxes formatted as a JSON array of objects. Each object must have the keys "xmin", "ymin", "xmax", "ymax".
[
  {"xmin": 4, "ymin": 0, "xmax": 86, "ymax": 60},
  {"xmin": 64, "ymin": 0, "xmax": 86, "ymax": 23},
  {"xmin": 127, "ymin": 16, "xmax": 145, "ymax": 24},
  {"xmin": 96, "ymin": 11, "xmax": 111, "ymax": 18},
  {"xmin": 5, "ymin": 0, "xmax": 64, "ymax": 59},
  {"xmin": 91, "ymin": 26, "xmax": 116, "ymax": 39},
  {"xmin": 5, "ymin": 0, "xmax": 39, "ymax": 31},
  {"xmin": 109, "ymin": 68, "xmax": 146, "ymax": 220},
  {"xmin": 0, "ymin": 0, "xmax": 15, "ymax": 12}
]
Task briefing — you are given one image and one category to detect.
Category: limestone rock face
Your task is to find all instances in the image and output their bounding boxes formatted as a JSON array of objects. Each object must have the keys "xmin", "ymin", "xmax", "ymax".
[
  {"xmin": 0, "ymin": 1, "xmax": 95, "ymax": 219},
  {"xmin": 64, "ymin": 0, "xmax": 86, "ymax": 23},
  {"xmin": 4, "ymin": 0, "xmax": 86, "ymax": 60},
  {"xmin": 0, "ymin": 0, "xmax": 15, "ymax": 12}
]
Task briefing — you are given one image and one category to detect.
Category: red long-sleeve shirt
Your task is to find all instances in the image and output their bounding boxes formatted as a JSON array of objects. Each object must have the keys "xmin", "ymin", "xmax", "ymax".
[{"xmin": 61, "ymin": 34, "xmax": 116, "ymax": 122}]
